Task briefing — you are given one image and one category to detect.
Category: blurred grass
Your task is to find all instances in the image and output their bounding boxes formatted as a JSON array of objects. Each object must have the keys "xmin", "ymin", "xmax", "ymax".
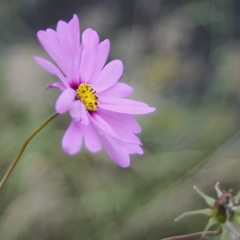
[{"xmin": 1, "ymin": 0, "xmax": 240, "ymax": 239}]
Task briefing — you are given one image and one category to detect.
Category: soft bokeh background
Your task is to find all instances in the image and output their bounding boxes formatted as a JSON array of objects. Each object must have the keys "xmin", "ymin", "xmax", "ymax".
[{"xmin": 1, "ymin": 0, "xmax": 240, "ymax": 239}]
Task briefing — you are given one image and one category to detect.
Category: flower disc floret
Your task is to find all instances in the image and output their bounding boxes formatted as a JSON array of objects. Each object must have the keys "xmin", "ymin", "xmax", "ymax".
[{"xmin": 76, "ymin": 84, "xmax": 99, "ymax": 111}]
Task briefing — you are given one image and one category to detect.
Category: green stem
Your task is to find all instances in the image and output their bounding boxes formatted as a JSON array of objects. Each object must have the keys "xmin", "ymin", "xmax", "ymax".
[
  {"xmin": 161, "ymin": 227, "xmax": 222, "ymax": 240},
  {"xmin": 0, "ymin": 112, "xmax": 58, "ymax": 189}
]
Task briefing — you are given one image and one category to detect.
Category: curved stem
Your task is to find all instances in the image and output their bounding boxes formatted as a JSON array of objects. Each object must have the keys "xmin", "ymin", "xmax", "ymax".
[
  {"xmin": 0, "ymin": 112, "xmax": 59, "ymax": 189},
  {"xmin": 161, "ymin": 227, "xmax": 222, "ymax": 240}
]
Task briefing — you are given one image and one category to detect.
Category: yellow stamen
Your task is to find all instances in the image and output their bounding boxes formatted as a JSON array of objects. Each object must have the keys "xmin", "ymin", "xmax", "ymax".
[{"xmin": 76, "ymin": 83, "xmax": 99, "ymax": 111}]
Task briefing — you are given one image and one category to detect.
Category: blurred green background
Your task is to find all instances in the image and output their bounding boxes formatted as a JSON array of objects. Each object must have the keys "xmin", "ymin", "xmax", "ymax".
[{"xmin": 1, "ymin": 0, "xmax": 240, "ymax": 239}]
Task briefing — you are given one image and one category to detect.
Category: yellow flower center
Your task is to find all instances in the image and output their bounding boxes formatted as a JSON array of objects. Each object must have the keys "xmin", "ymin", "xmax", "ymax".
[{"xmin": 76, "ymin": 84, "xmax": 99, "ymax": 111}]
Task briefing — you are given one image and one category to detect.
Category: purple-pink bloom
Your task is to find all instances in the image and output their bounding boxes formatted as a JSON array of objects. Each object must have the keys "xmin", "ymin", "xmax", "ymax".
[{"xmin": 34, "ymin": 14, "xmax": 155, "ymax": 167}]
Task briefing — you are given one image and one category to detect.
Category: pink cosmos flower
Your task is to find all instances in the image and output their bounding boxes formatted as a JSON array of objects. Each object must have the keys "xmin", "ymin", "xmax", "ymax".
[{"xmin": 34, "ymin": 14, "xmax": 155, "ymax": 167}]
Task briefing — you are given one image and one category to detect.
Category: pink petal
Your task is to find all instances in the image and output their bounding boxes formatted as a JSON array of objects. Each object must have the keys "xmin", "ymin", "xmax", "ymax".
[
  {"xmin": 97, "ymin": 111, "xmax": 142, "ymax": 145},
  {"xmin": 37, "ymin": 30, "xmax": 68, "ymax": 75},
  {"xmin": 69, "ymin": 100, "xmax": 89, "ymax": 125},
  {"xmin": 126, "ymin": 144, "xmax": 143, "ymax": 154},
  {"xmin": 57, "ymin": 19, "xmax": 80, "ymax": 83},
  {"xmin": 98, "ymin": 109, "xmax": 141, "ymax": 133},
  {"xmin": 34, "ymin": 57, "xmax": 69, "ymax": 87},
  {"xmin": 68, "ymin": 15, "xmax": 81, "ymax": 83},
  {"xmin": 46, "ymin": 28, "xmax": 57, "ymax": 37},
  {"xmin": 55, "ymin": 88, "xmax": 76, "ymax": 114},
  {"xmin": 80, "ymin": 28, "xmax": 99, "ymax": 83},
  {"xmin": 79, "ymin": 102, "xmax": 89, "ymax": 125},
  {"xmin": 90, "ymin": 112, "xmax": 121, "ymax": 141},
  {"xmin": 82, "ymin": 123, "xmax": 101, "ymax": 152},
  {"xmin": 46, "ymin": 82, "xmax": 66, "ymax": 91},
  {"xmin": 62, "ymin": 120, "xmax": 83, "ymax": 155},
  {"xmin": 69, "ymin": 100, "xmax": 81, "ymax": 122},
  {"xmin": 94, "ymin": 60, "xmax": 123, "ymax": 92},
  {"xmin": 100, "ymin": 133, "xmax": 130, "ymax": 167},
  {"xmin": 99, "ymin": 83, "xmax": 133, "ymax": 98},
  {"xmin": 68, "ymin": 14, "xmax": 80, "ymax": 47},
  {"xmin": 88, "ymin": 39, "xmax": 110, "ymax": 84},
  {"xmin": 99, "ymin": 98, "xmax": 156, "ymax": 114}
]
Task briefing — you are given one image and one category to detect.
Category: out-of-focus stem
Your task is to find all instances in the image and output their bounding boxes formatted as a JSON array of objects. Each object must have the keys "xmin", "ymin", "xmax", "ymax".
[
  {"xmin": 161, "ymin": 227, "xmax": 221, "ymax": 240},
  {"xmin": 0, "ymin": 112, "xmax": 58, "ymax": 189}
]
